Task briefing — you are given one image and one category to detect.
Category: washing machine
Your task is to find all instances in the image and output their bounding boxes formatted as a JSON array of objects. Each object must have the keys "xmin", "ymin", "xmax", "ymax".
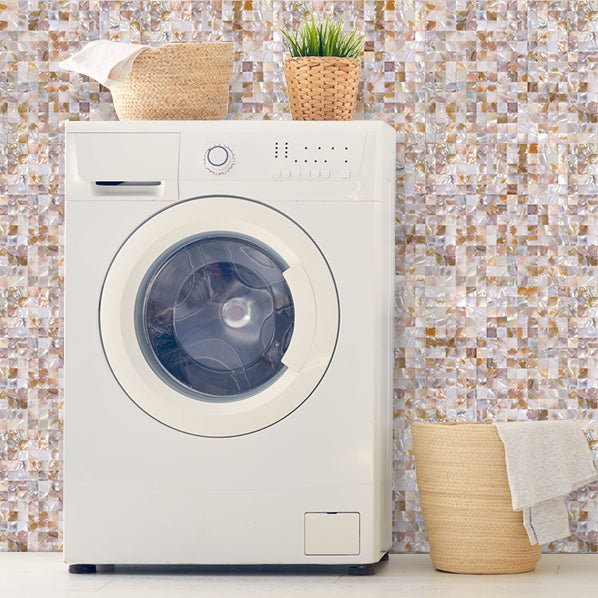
[{"xmin": 64, "ymin": 121, "xmax": 395, "ymax": 572}]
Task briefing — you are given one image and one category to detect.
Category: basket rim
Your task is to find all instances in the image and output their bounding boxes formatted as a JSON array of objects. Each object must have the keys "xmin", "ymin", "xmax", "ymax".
[
  {"xmin": 412, "ymin": 422, "xmax": 497, "ymax": 428},
  {"xmin": 285, "ymin": 55, "xmax": 361, "ymax": 63},
  {"xmin": 112, "ymin": 77, "xmax": 231, "ymax": 83},
  {"xmin": 144, "ymin": 41, "xmax": 234, "ymax": 49}
]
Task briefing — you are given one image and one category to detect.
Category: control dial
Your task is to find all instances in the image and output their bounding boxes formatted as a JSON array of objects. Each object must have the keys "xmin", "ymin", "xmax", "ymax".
[{"xmin": 204, "ymin": 144, "xmax": 235, "ymax": 175}]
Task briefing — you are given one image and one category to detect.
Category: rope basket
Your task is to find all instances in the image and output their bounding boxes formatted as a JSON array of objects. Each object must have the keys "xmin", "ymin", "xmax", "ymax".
[
  {"xmin": 110, "ymin": 43, "xmax": 234, "ymax": 120},
  {"xmin": 284, "ymin": 56, "xmax": 360, "ymax": 121},
  {"xmin": 411, "ymin": 422, "xmax": 542, "ymax": 574}
]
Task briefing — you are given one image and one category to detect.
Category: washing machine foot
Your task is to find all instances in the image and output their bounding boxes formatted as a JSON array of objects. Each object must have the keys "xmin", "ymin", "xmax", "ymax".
[
  {"xmin": 347, "ymin": 563, "xmax": 376, "ymax": 576},
  {"xmin": 68, "ymin": 564, "xmax": 96, "ymax": 574}
]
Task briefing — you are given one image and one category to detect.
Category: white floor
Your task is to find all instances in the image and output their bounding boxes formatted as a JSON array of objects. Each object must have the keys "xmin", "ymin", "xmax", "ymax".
[{"xmin": 1, "ymin": 553, "xmax": 596, "ymax": 598}]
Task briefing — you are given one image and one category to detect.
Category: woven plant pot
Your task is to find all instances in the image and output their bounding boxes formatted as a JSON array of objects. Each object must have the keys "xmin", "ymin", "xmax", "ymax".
[
  {"xmin": 110, "ymin": 42, "xmax": 234, "ymax": 120},
  {"xmin": 411, "ymin": 422, "xmax": 542, "ymax": 575},
  {"xmin": 284, "ymin": 56, "xmax": 360, "ymax": 121}
]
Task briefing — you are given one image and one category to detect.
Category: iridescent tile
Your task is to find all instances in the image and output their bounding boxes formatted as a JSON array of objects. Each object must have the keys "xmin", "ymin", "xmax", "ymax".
[{"xmin": 0, "ymin": 0, "xmax": 595, "ymax": 555}]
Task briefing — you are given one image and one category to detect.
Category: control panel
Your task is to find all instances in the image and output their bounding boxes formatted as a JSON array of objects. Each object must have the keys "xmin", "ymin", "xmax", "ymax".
[
  {"xmin": 199, "ymin": 137, "xmax": 364, "ymax": 180},
  {"xmin": 66, "ymin": 121, "xmax": 395, "ymax": 202}
]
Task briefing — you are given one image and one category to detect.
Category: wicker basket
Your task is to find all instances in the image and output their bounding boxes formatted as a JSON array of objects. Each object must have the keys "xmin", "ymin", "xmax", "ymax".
[
  {"xmin": 284, "ymin": 56, "xmax": 360, "ymax": 121},
  {"xmin": 110, "ymin": 43, "xmax": 234, "ymax": 120},
  {"xmin": 411, "ymin": 422, "xmax": 542, "ymax": 574}
]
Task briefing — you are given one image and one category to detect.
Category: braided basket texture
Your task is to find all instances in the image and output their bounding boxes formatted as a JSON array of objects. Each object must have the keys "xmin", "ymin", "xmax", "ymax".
[
  {"xmin": 110, "ymin": 42, "xmax": 233, "ymax": 120},
  {"xmin": 284, "ymin": 56, "xmax": 360, "ymax": 120},
  {"xmin": 411, "ymin": 422, "xmax": 542, "ymax": 574}
]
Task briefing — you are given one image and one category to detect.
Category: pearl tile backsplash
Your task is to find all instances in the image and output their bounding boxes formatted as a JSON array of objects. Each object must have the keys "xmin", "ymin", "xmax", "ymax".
[{"xmin": 0, "ymin": 1, "xmax": 596, "ymax": 553}]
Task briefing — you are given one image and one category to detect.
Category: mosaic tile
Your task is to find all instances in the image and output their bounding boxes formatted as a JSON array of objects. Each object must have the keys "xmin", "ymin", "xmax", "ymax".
[{"xmin": 0, "ymin": 0, "xmax": 596, "ymax": 554}]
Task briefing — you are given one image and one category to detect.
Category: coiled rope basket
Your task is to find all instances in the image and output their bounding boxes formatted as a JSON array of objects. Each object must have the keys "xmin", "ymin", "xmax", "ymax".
[
  {"xmin": 411, "ymin": 422, "xmax": 542, "ymax": 574},
  {"xmin": 110, "ymin": 42, "xmax": 234, "ymax": 120}
]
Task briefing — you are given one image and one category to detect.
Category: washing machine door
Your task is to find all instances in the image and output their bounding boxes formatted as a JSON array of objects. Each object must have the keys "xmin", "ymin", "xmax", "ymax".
[{"xmin": 99, "ymin": 196, "xmax": 339, "ymax": 437}]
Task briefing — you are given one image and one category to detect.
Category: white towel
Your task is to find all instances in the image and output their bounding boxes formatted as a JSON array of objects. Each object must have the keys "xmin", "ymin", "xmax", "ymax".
[
  {"xmin": 495, "ymin": 420, "xmax": 597, "ymax": 545},
  {"xmin": 59, "ymin": 40, "xmax": 150, "ymax": 87}
]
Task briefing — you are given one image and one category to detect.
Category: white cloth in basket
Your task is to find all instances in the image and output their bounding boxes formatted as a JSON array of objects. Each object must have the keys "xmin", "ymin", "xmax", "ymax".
[
  {"xmin": 59, "ymin": 40, "xmax": 149, "ymax": 87},
  {"xmin": 495, "ymin": 420, "xmax": 597, "ymax": 545}
]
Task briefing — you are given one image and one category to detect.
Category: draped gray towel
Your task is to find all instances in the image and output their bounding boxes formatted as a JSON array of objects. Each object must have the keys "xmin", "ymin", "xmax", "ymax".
[{"xmin": 494, "ymin": 420, "xmax": 597, "ymax": 545}]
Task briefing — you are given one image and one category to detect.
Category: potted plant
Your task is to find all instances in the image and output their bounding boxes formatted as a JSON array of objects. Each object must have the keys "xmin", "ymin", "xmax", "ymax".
[{"xmin": 282, "ymin": 16, "xmax": 365, "ymax": 120}]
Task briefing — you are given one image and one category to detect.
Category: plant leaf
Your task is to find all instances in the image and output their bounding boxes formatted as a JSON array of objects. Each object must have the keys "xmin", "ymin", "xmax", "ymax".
[{"xmin": 281, "ymin": 15, "xmax": 364, "ymax": 58}]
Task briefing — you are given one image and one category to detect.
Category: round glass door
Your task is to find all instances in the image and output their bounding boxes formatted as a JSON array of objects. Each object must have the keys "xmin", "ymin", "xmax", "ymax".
[
  {"xmin": 99, "ymin": 195, "xmax": 339, "ymax": 437},
  {"xmin": 138, "ymin": 235, "xmax": 295, "ymax": 400}
]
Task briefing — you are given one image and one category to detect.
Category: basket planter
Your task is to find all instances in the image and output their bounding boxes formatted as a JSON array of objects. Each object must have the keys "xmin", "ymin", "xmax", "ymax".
[
  {"xmin": 110, "ymin": 42, "xmax": 234, "ymax": 120},
  {"xmin": 284, "ymin": 56, "xmax": 360, "ymax": 121},
  {"xmin": 411, "ymin": 422, "xmax": 542, "ymax": 575}
]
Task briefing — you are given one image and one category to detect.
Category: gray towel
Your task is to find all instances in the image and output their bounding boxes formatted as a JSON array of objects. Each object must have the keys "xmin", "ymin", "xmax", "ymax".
[{"xmin": 494, "ymin": 420, "xmax": 597, "ymax": 545}]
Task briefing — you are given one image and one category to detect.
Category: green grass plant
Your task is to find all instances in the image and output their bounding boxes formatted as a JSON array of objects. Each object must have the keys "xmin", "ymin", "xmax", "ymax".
[{"xmin": 282, "ymin": 16, "xmax": 364, "ymax": 58}]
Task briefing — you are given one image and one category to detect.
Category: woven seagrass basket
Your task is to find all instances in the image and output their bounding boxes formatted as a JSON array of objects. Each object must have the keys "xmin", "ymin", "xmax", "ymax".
[
  {"xmin": 110, "ymin": 42, "xmax": 234, "ymax": 120},
  {"xmin": 411, "ymin": 422, "xmax": 542, "ymax": 574},
  {"xmin": 284, "ymin": 56, "xmax": 360, "ymax": 121}
]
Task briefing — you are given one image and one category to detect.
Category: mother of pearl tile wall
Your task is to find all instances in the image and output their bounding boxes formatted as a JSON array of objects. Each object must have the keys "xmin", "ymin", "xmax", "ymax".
[{"xmin": 0, "ymin": 0, "xmax": 596, "ymax": 553}]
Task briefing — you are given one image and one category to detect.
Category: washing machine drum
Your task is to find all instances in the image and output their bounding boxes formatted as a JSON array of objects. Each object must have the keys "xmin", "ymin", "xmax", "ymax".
[
  {"xmin": 100, "ymin": 196, "xmax": 339, "ymax": 437},
  {"xmin": 141, "ymin": 235, "xmax": 295, "ymax": 398}
]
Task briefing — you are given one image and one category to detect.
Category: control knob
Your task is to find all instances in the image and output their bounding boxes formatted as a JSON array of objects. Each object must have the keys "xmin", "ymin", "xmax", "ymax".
[{"xmin": 204, "ymin": 144, "xmax": 235, "ymax": 174}]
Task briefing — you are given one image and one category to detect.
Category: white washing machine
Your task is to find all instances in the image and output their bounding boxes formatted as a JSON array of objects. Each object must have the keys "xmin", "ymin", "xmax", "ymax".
[{"xmin": 64, "ymin": 121, "xmax": 395, "ymax": 573}]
